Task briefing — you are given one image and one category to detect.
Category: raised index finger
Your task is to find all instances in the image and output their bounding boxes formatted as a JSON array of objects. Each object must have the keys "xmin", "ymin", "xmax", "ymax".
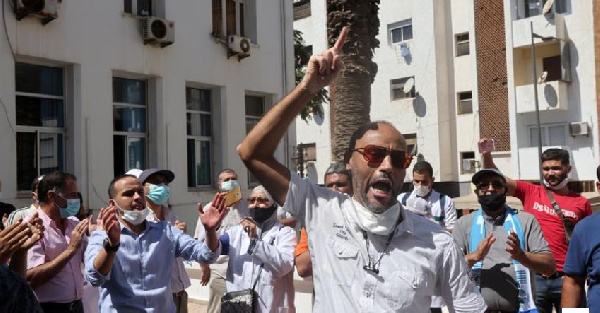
[{"xmin": 333, "ymin": 26, "xmax": 349, "ymax": 54}]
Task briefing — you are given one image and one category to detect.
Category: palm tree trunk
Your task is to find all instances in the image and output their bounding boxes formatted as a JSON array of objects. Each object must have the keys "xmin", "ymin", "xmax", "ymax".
[{"xmin": 327, "ymin": 0, "xmax": 380, "ymax": 162}]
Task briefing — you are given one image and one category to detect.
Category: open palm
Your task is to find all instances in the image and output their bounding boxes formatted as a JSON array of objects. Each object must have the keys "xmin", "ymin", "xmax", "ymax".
[{"xmin": 199, "ymin": 193, "xmax": 229, "ymax": 231}]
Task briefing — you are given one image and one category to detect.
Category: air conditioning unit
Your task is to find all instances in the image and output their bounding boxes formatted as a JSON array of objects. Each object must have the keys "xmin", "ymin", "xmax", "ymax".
[
  {"xmin": 14, "ymin": 0, "xmax": 61, "ymax": 24},
  {"xmin": 228, "ymin": 35, "xmax": 251, "ymax": 60},
  {"xmin": 569, "ymin": 122, "xmax": 589, "ymax": 137},
  {"xmin": 141, "ymin": 17, "xmax": 175, "ymax": 48},
  {"xmin": 462, "ymin": 159, "xmax": 479, "ymax": 174}
]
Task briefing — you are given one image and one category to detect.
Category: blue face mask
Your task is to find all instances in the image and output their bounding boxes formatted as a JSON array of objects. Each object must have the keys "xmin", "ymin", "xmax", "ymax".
[
  {"xmin": 220, "ymin": 179, "xmax": 239, "ymax": 192},
  {"xmin": 56, "ymin": 195, "xmax": 81, "ymax": 219},
  {"xmin": 147, "ymin": 183, "xmax": 170, "ymax": 205}
]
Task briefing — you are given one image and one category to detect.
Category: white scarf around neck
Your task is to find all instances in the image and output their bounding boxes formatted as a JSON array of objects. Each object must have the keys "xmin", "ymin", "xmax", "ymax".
[{"xmin": 351, "ymin": 198, "xmax": 402, "ymax": 236}]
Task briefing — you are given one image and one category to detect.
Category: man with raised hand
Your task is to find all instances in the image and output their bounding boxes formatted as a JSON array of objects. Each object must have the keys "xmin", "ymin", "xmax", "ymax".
[
  {"xmin": 237, "ymin": 27, "xmax": 485, "ymax": 312},
  {"xmin": 480, "ymin": 138, "xmax": 592, "ymax": 312},
  {"xmin": 84, "ymin": 174, "xmax": 228, "ymax": 313}
]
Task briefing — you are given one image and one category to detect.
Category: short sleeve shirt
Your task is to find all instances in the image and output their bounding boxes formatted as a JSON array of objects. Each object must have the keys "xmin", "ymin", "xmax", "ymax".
[
  {"xmin": 452, "ymin": 208, "xmax": 550, "ymax": 311},
  {"xmin": 563, "ymin": 213, "xmax": 600, "ymax": 311},
  {"xmin": 514, "ymin": 181, "xmax": 591, "ymax": 271}
]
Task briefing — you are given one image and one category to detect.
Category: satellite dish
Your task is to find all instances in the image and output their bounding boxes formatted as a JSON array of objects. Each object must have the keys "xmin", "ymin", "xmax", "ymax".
[
  {"xmin": 403, "ymin": 78, "xmax": 415, "ymax": 94},
  {"xmin": 538, "ymin": 71, "xmax": 548, "ymax": 83},
  {"xmin": 542, "ymin": 0, "xmax": 554, "ymax": 15}
]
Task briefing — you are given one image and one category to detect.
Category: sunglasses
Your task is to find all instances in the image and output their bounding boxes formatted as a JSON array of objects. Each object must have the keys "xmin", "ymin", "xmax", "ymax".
[
  {"xmin": 476, "ymin": 180, "xmax": 505, "ymax": 191},
  {"xmin": 248, "ymin": 197, "xmax": 269, "ymax": 204},
  {"xmin": 353, "ymin": 145, "xmax": 413, "ymax": 169}
]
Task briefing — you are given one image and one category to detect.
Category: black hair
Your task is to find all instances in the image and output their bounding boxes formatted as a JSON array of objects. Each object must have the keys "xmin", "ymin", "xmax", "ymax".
[
  {"xmin": 344, "ymin": 121, "xmax": 396, "ymax": 163},
  {"xmin": 413, "ymin": 161, "xmax": 434, "ymax": 177},
  {"xmin": 541, "ymin": 148, "xmax": 570, "ymax": 165},
  {"xmin": 38, "ymin": 171, "xmax": 77, "ymax": 203},
  {"xmin": 108, "ymin": 174, "xmax": 137, "ymax": 198},
  {"xmin": 31, "ymin": 176, "xmax": 42, "ymax": 192},
  {"xmin": 597, "ymin": 165, "xmax": 600, "ymax": 182}
]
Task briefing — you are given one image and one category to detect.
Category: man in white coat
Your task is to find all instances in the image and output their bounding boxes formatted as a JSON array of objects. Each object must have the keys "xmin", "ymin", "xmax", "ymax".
[{"xmin": 219, "ymin": 186, "xmax": 296, "ymax": 313}]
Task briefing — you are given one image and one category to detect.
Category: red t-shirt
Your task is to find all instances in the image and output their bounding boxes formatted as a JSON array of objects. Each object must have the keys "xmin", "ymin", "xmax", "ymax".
[{"xmin": 514, "ymin": 181, "xmax": 592, "ymax": 271}]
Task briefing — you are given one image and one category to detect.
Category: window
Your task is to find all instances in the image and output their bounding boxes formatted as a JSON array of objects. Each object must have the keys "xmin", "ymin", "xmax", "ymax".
[
  {"xmin": 404, "ymin": 133, "xmax": 417, "ymax": 155},
  {"xmin": 245, "ymin": 95, "xmax": 265, "ymax": 185},
  {"xmin": 124, "ymin": 0, "xmax": 152, "ymax": 16},
  {"xmin": 388, "ymin": 19, "xmax": 413, "ymax": 45},
  {"xmin": 460, "ymin": 151, "xmax": 477, "ymax": 174},
  {"xmin": 529, "ymin": 123, "xmax": 566, "ymax": 147},
  {"xmin": 457, "ymin": 91, "xmax": 473, "ymax": 115},
  {"xmin": 542, "ymin": 55, "xmax": 561, "ymax": 82},
  {"xmin": 524, "ymin": 0, "xmax": 566, "ymax": 17},
  {"xmin": 455, "ymin": 33, "xmax": 469, "ymax": 57},
  {"xmin": 212, "ymin": 0, "xmax": 249, "ymax": 38},
  {"xmin": 390, "ymin": 77, "xmax": 415, "ymax": 100},
  {"xmin": 15, "ymin": 63, "xmax": 65, "ymax": 191},
  {"xmin": 113, "ymin": 77, "xmax": 147, "ymax": 177},
  {"xmin": 186, "ymin": 87, "xmax": 213, "ymax": 187}
]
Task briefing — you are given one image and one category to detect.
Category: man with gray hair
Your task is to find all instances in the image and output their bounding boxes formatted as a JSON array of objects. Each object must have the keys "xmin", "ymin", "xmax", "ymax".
[{"xmin": 296, "ymin": 163, "xmax": 352, "ymax": 277}]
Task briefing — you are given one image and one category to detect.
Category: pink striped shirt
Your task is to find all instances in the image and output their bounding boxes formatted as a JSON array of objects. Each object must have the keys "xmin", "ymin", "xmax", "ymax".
[{"xmin": 27, "ymin": 208, "xmax": 86, "ymax": 303}]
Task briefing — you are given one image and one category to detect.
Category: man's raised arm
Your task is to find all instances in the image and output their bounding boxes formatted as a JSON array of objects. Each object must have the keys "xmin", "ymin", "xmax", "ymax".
[{"xmin": 237, "ymin": 27, "xmax": 348, "ymax": 205}]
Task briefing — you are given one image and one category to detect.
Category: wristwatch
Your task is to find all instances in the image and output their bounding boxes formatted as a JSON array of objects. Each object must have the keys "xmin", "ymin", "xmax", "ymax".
[{"xmin": 103, "ymin": 238, "xmax": 120, "ymax": 252}]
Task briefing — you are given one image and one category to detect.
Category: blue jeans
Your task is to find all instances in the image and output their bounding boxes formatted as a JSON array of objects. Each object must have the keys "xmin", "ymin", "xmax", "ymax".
[{"xmin": 535, "ymin": 273, "xmax": 562, "ymax": 313}]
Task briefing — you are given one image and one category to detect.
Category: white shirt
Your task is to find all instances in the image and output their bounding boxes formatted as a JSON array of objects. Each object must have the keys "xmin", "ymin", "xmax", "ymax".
[
  {"xmin": 146, "ymin": 206, "xmax": 191, "ymax": 293},
  {"xmin": 194, "ymin": 199, "xmax": 249, "ymax": 279},
  {"xmin": 283, "ymin": 171, "xmax": 486, "ymax": 313},
  {"xmin": 398, "ymin": 189, "xmax": 458, "ymax": 230},
  {"xmin": 224, "ymin": 221, "xmax": 296, "ymax": 313}
]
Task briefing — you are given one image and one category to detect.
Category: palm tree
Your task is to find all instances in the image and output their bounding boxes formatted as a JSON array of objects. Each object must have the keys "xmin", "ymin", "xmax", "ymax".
[{"xmin": 327, "ymin": 0, "xmax": 380, "ymax": 162}]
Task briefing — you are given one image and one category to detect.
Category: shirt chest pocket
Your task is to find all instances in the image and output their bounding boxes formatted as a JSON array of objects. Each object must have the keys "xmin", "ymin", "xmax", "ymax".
[
  {"xmin": 324, "ymin": 238, "xmax": 359, "ymax": 286},
  {"xmin": 382, "ymin": 269, "xmax": 432, "ymax": 309}
]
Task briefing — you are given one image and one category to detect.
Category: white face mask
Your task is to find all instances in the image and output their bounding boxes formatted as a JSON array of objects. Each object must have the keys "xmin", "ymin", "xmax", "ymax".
[
  {"xmin": 543, "ymin": 176, "xmax": 569, "ymax": 191},
  {"xmin": 352, "ymin": 200, "xmax": 401, "ymax": 236},
  {"xmin": 116, "ymin": 203, "xmax": 150, "ymax": 225},
  {"xmin": 220, "ymin": 179, "xmax": 239, "ymax": 192},
  {"xmin": 414, "ymin": 184, "xmax": 431, "ymax": 198}
]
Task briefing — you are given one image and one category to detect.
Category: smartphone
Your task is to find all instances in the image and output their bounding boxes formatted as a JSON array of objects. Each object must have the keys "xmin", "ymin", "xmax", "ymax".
[
  {"xmin": 224, "ymin": 185, "xmax": 242, "ymax": 207},
  {"xmin": 478, "ymin": 139, "xmax": 496, "ymax": 154}
]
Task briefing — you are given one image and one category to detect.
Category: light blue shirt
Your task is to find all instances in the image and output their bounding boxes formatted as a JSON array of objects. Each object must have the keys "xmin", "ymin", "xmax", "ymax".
[{"xmin": 84, "ymin": 221, "xmax": 220, "ymax": 313}]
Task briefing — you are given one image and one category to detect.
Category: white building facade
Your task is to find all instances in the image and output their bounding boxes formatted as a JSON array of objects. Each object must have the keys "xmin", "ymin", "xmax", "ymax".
[
  {"xmin": 502, "ymin": 0, "xmax": 599, "ymax": 184},
  {"xmin": 294, "ymin": 0, "xmax": 480, "ymax": 196},
  {"xmin": 0, "ymin": 0, "xmax": 295, "ymax": 225},
  {"xmin": 294, "ymin": 0, "xmax": 600, "ymax": 196}
]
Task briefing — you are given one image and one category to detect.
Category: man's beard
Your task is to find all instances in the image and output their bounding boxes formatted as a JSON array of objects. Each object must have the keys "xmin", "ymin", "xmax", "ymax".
[{"xmin": 352, "ymin": 169, "xmax": 393, "ymax": 214}]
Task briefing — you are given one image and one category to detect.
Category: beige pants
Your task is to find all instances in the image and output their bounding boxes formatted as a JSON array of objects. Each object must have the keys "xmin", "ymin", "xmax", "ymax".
[
  {"xmin": 207, "ymin": 272, "xmax": 227, "ymax": 313},
  {"xmin": 173, "ymin": 290, "xmax": 188, "ymax": 313}
]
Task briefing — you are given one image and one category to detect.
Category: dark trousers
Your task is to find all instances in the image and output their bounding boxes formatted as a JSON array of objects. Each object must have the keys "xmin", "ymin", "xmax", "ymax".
[
  {"xmin": 430, "ymin": 308, "xmax": 443, "ymax": 313},
  {"xmin": 535, "ymin": 273, "xmax": 562, "ymax": 313},
  {"xmin": 40, "ymin": 300, "xmax": 84, "ymax": 313}
]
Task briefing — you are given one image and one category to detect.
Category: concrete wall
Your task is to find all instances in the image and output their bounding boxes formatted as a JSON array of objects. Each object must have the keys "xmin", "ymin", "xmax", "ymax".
[{"xmin": 0, "ymin": 0, "xmax": 295, "ymax": 229}]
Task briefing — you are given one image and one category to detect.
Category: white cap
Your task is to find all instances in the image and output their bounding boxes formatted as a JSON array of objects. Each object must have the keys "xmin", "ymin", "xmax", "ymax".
[{"xmin": 126, "ymin": 169, "xmax": 143, "ymax": 178}]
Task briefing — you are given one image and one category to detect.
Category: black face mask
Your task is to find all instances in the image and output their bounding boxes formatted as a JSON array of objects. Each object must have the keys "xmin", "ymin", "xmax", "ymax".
[
  {"xmin": 250, "ymin": 204, "xmax": 277, "ymax": 224},
  {"xmin": 477, "ymin": 192, "xmax": 507, "ymax": 213}
]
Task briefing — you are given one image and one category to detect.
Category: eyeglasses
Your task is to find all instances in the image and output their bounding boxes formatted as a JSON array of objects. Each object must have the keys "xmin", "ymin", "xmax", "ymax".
[
  {"xmin": 476, "ymin": 180, "xmax": 505, "ymax": 191},
  {"xmin": 353, "ymin": 145, "xmax": 412, "ymax": 169},
  {"xmin": 248, "ymin": 197, "xmax": 269, "ymax": 204}
]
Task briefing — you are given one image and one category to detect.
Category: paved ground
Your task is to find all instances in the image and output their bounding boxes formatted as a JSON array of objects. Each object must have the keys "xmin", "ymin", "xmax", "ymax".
[{"xmin": 188, "ymin": 301, "xmax": 208, "ymax": 313}]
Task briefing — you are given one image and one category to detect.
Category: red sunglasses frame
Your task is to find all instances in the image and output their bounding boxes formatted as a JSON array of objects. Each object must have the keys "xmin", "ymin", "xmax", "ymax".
[{"xmin": 353, "ymin": 145, "xmax": 413, "ymax": 169}]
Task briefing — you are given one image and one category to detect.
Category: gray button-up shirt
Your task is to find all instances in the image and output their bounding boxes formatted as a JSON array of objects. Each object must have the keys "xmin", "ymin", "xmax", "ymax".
[{"xmin": 283, "ymin": 171, "xmax": 486, "ymax": 312}]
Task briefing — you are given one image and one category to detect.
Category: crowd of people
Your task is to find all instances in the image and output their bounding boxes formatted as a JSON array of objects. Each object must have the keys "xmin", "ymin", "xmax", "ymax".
[{"xmin": 1, "ymin": 27, "xmax": 600, "ymax": 313}]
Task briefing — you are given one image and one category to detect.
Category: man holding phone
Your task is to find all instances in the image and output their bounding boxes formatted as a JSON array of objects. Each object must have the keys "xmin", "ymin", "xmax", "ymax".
[
  {"xmin": 453, "ymin": 168, "xmax": 555, "ymax": 312},
  {"xmin": 194, "ymin": 168, "xmax": 249, "ymax": 313},
  {"xmin": 480, "ymin": 138, "xmax": 592, "ymax": 312}
]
